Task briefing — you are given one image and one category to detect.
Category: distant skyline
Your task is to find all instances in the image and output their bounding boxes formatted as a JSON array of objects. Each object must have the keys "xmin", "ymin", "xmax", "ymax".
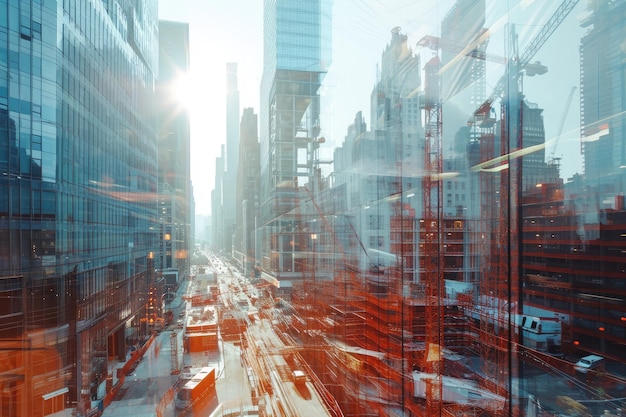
[
  {"xmin": 157, "ymin": 0, "xmax": 450, "ymax": 215},
  {"xmin": 158, "ymin": 0, "xmax": 585, "ymax": 215},
  {"xmin": 158, "ymin": 1, "xmax": 263, "ymax": 216}
]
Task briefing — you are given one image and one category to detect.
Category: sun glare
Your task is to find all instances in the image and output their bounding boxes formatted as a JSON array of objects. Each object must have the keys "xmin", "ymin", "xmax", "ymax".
[{"xmin": 171, "ymin": 72, "xmax": 193, "ymax": 110}]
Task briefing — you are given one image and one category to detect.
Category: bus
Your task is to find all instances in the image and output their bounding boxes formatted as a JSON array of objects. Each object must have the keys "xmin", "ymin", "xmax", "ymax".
[{"xmin": 174, "ymin": 367, "xmax": 216, "ymax": 409}]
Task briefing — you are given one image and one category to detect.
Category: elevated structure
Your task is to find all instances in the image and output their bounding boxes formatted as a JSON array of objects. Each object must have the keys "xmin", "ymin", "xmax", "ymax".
[{"xmin": 257, "ymin": 0, "xmax": 333, "ymax": 291}]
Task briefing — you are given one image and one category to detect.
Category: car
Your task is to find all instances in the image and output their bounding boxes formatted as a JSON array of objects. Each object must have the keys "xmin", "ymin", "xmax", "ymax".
[
  {"xmin": 175, "ymin": 319, "xmax": 185, "ymax": 328},
  {"xmin": 574, "ymin": 354, "xmax": 604, "ymax": 373}
]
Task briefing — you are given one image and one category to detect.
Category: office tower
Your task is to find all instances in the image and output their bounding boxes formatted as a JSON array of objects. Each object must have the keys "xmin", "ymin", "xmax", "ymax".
[
  {"xmin": 157, "ymin": 20, "xmax": 192, "ymax": 285},
  {"xmin": 226, "ymin": 63, "xmax": 241, "ymax": 179},
  {"xmin": 580, "ymin": 0, "xmax": 626, "ymax": 191},
  {"xmin": 0, "ymin": 1, "xmax": 160, "ymax": 416},
  {"xmin": 220, "ymin": 63, "xmax": 240, "ymax": 255},
  {"xmin": 211, "ymin": 146, "xmax": 225, "ymax": 250},
  {"xmin": 235, "ymin": 108, "xmax": 260, "ymax": 276},
  {"xmin": 258, "ymin": 0, "xmax": 332, "ymax": 289}
]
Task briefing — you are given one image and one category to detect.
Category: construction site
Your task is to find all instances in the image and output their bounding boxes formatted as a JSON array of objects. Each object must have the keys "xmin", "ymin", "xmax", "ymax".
[{"xmin": 221, "ymin": 1, "xmax": 626, "ymax": 416}]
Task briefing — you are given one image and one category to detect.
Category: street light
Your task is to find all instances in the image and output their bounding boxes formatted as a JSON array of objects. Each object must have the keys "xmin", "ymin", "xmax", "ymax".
[{"xmin": 310, "ymin": 233, "xmax": 317, "ymax": 332}]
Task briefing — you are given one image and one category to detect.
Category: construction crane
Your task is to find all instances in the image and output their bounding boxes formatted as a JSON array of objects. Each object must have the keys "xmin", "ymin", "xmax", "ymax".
[
  {"xmin": 549, "ymin": 86, "xmax": 577, "ymax": 169},
  {"xmin": 417, "ymin": 0, "xmax": 581, "ymax": 108},
  {"xmin": 415, "ymin": 1, "xmax": 581, "ymax": 416},
  {"xmin": 416, "ymin": 33, "xmax": 507, "ymax": 65},
  {"xmin": 477, "ymin": 2, "xmax": 581, "ymax": 416},
  {"xmin": 486, "ymin": 0, "xmax": 580, "ymax": 107},
  {"xmin": 421, "ymin": 54, "xmax": 445, "ymax": 416}
]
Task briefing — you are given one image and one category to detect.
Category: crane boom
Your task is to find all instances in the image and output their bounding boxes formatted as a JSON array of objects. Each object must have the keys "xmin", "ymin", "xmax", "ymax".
[
  {"xmin": 519, "ymin": 0, "xmax": 580, "ymax": 68},
  {"xmin": 487, "ymin": 0, "xmax": 580, "ymax": 104},
  {"xmin": 550, "ymin": 86, "xmax": 577, "ymax": 162}
]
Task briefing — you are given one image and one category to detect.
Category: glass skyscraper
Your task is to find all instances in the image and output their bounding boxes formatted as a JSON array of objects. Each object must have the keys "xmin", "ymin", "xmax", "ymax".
[
  {"xmin": 258, "ymin": 0, "xmax": 332, "ymax": 288},
  {"xmin": 157, "ymin": 20, "xmax": 192, "ymax": 281},
  {"xmin": 0, "ymin": 1, "xmax": 159, "ymax": 415}
]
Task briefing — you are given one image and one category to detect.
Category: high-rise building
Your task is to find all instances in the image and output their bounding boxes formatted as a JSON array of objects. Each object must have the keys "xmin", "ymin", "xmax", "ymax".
[
  {"xmin": 257, "ymin": 0, "xmax": 332, "ymax": 289},
  {"xmin": 234, "ymin": 108, "xmax": 260, "ymax": 276},
  {"xmin": 226, "ymin": 63, "xmax": 241, "ymax": 179},
  {"xmin": 368, "ymin": 28, "xmax": 422, "ymax": 281},
  {"xmin": 0, "ymin": 1, "xmax": 160, "ymax": 416},
  {"xmin": 211, "ymin": 146, "xmax": 225, "ymax": 250},
  {"xmin": 157, "ymin": 20, "xmax": 192, "ymax": 283},
  {"xmin": 440, "ymin": 0, "xmax": 487, "ymax": 107},
  {"xmin": 580, "ymin": 0, "xmax": 626, "ymax": 191},
  {"xmin": 217, "ymin": 63, "xmax": 241, "ymax": 256}
]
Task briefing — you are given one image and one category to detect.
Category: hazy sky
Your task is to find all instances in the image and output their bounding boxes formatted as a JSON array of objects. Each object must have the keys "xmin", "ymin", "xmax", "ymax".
[
  {"xmin": 158, "ymin": 1, "xmax": 585, "ymax": 216},
  {"xmin": 158, "ymin": 1, "xmax": 263, "ymax": 216},
  {"xmin": 157, "ymin": 0, "xmax": 446, "ymax": 215}
]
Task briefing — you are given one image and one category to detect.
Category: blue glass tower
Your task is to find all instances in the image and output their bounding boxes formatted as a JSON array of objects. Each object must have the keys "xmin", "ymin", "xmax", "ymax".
[
  {"xmin": 0, "ymin": 1, "xmax": 159, "ymax": 415},
  {"xmin": 259, "ymin": 0, "xmax": 332, "ymax": 286}
]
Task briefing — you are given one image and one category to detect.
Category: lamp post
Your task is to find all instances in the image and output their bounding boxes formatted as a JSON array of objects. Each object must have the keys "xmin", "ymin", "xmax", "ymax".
[{"xmin": 310, "ymin": 233, "xmax": 317, "ymax": 332}]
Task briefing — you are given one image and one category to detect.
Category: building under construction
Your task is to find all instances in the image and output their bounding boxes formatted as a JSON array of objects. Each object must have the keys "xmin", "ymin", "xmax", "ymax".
[{"xmin": 245, "ymin": 1, "xmax": 626, "ymax": 416}]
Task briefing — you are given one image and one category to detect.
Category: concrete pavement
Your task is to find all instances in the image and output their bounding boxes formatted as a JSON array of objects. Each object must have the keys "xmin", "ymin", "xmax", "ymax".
[
  {"xmin": 101, "ymin": 328, "xmax": 182, "ymax": 417},
  {"xmin": 101, "ymin": 272, "xmax": 257, "ymax": 417}
]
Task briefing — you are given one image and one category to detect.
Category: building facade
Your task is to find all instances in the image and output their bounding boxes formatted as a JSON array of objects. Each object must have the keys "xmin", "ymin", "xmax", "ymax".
[
  {"xmin": 0, "ymin": 1, "xmax": 160, "ymax": 416},
  {"xmin": 157, "ymin": 20, "xmax": 192, "ymax": 286},
  {"xmin": 257, "ymin": 0, "xmax": 333, "ymax": 289},
  {"xmin": 234, "ymin": 108, "xmax": 260, "ymax": 276}
]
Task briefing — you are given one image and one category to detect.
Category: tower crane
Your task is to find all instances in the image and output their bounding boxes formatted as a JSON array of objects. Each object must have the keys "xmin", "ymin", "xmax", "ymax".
[
  {"xmin": 415, "ymin": 1, "xmax": 581, "ymax": 416},
  {"xmin": 476, "ymin": 2, "xmax": 581, "ymax": 415},
  {"xmin": 486, "ymin": 0, "xmax": 580, "ymax": 107},
  {"xmin": 549, "ymin": 86, "xmax": 577, "ymax": 167}
]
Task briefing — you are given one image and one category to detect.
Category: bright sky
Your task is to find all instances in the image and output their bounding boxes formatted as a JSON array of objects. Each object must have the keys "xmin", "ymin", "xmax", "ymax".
[
  {"xmin": 158, "ymin": 1, "xmax": 263, "ymax": 216},
  {"xmin": 157, "ymin": 0, "xmax": 452, "ymax": 216},
  {"xmin": 158, "ymin": 0, "xmax": 584, "ymax": 216}
]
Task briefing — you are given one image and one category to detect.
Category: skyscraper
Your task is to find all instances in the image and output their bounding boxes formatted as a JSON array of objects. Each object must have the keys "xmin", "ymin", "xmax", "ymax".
[
  {"xmin": 157, "ymin": 20, "xmax": 192, "ymax": 281},
  {"xmin": 220, "ymin": 63, "xmax": 241, "ymax": 255},
  {"xmin": 258, "ymin": 0, "xmax": 332, "ymax": 288},
  {"xmin": 212, "ymin": 145, "xmax": 225, "ymax": 249},
  {"xmin": 235, "ymin": 108, "xmax": 260, "ymax": 276},
  {"xmin": 580, "ymin": 0, "xmax": 626, "ymax": 191},
  {"xmin": 226, "ymin": 63, "xmax": 241, "ymax": 178},
  {"xmin": 0, "ymin": 1, "xmax": 160, "ymax": 415}
]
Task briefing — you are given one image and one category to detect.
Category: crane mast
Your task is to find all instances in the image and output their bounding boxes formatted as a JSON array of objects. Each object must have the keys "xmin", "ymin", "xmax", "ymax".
[{"xmin": 422, "ymin": 55, "xmax": 445, "ymax": 416}]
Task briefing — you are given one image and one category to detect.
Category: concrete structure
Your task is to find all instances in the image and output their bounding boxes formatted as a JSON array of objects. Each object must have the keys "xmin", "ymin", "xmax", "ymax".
[{"xmin": 257, "ymin": 0, "xmax": 333, "ymax": 291}]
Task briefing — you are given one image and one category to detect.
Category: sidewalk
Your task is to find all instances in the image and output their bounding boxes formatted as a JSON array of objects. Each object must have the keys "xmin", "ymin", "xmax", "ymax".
[
  {"xmin": 101, "ymin": 280, "xmax": 188, "ymax": 417},
  {"xmin": 101, "ymin": 273, "xmax": 256, "ymax": 417},
  {"xmin": 101, "ymin": 329, "xmax": 182, "ymax": 417}
]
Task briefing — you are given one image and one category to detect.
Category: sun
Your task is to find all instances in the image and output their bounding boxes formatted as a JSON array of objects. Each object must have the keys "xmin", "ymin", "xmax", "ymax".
[{"xmin": 170, "ymin": 71, "xmax": 194, "ymax": 111}]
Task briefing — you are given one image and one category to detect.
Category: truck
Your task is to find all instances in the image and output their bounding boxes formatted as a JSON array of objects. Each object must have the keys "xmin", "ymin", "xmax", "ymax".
[
  {"xmin": 292, "ymin": 370, "xmax": 306, "ymax": 385},
  {"xmin": 175, "ymin": 367, "xmax": 216, "ymax": 409}
]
